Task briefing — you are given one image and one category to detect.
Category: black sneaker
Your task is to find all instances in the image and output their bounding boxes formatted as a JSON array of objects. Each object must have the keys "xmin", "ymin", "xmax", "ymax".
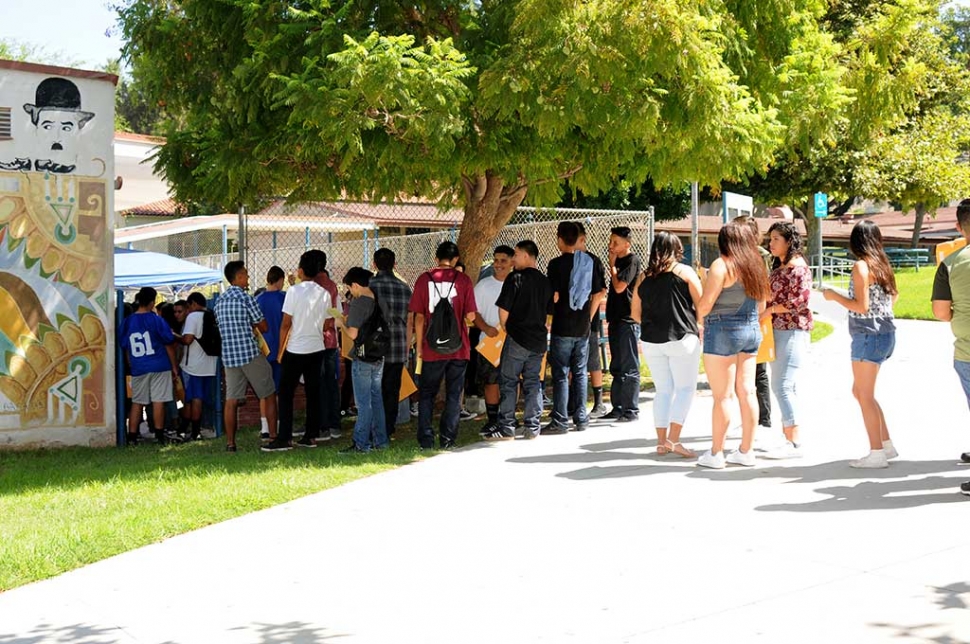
[
  {"xmin": 261, "ymin": 439, "xmax": 292, "ymax": 452},
  {"xmin": 459, "ymin": 408, "xmax": 479, "ymax": 422},
  {"xmin": 960, "ymin": 452, "xmax": 970, "ymax": 464},
  {"xmin": 126, "ymin": 433, "xmax": 139, "ymax": 446},
  {"xmin": 482, "ymin": 427, "xmax": 514, "ymax": 442},
  {"xmin": 260, "ymin": 431, "xmax": 270, "ymax": 440},
  {"xmin": 296, "ymin": 436, "xmax": 317, "ymax": 449},
  {"xmin": 540, "ymin": 422, "xmax": 569, "ymax": 436},
  {"xmin": 226, "ymin": 444, "xmax": 237, "ymax": 453},
  {"xmin": 338, "ymin": 444, "xmax": 367, "ymax": 455},
  {"xmin": 616, "ymin": 413, "xmax": 639, "ymax": 423},
  {"xmin": 479, "ymin": 421, "xmax": 499, "ymax": 437},
  {"xmin": 599, "ymin": 408, "xmax": 624, "ymax": 421},
  {"xmin": 961, "ymin": 481, "xmax": 970, "ymax": 496},
  {"xmin": 573, "ymin": 422, "xmax": 589, "ymax": 432}
]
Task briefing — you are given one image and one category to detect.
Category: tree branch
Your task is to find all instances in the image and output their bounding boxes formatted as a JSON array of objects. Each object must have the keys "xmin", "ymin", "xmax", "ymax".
[{"xmin": 506, "ymin": 164, "xmax": 583, "ymax": 196}]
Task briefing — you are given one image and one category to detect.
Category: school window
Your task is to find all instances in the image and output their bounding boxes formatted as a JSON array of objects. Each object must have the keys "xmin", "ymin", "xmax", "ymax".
[{"xmin": 0, "ymin": 107, "xmax": 11, "ymax": 140}]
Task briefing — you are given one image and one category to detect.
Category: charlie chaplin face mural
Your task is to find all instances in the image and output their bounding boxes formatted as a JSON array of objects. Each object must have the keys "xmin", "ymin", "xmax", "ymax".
[{"xmin": 22, "ymin": 78, "xmax": 95, "ymax": 174}]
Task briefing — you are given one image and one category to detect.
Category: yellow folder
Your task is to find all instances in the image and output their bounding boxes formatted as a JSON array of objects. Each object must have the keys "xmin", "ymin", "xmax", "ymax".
[
  {"xmin": 756, "ymin": 318, "xmax": 775, "ymax": 364},
  {"xmin": 399, "ymin": 368, "xmax": 418, "ymax": 401},
  {"xmin": 476, "ymin": 329, "xmax": 506, "ymax": 368}
]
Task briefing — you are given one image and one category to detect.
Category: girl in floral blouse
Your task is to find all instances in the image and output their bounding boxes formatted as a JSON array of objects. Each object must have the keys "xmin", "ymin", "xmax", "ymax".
[{"xmin": 761, "ymin": 222, "xmax": 813, "ymax": 459}]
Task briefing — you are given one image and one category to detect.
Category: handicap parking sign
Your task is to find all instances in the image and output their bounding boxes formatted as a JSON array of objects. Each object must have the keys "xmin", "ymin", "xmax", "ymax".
[{"xmin": 814, "ymin": 192, "xmax": 828, "ymax": 218}]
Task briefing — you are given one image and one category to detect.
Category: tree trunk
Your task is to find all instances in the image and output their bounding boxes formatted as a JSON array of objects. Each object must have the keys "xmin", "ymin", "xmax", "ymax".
[
  {"xmin": 911, "ymin": 202, "xmax": 927, "ymax": 249},
  {"xmin": 456, "ymin": 172, "xmax": 527, "ymax": 282},
  {"xmin": 797, "ymin": 201, "xmax": 822, "ymax": 262}
]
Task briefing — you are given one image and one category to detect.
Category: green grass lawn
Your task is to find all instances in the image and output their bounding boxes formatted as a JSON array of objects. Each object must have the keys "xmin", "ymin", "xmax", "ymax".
[
  {"xmin": 0, "ymin": 419, "xmax": 483, "ymax": 592},
  {"xmin": 812, "ymin": 320, "xmax": 834, "ymax": 343},
  {"xmin": 893, "ymin": 267, "xmax": 936, "ymax": 320}
]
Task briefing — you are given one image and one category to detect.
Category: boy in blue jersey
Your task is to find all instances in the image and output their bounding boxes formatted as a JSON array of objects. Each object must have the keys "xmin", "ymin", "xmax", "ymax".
[
  {"xmin": 120, "ymin": 287, "xmax": 179, "ymax": 445},
  {"xmin": 256, "ymin": 265, "xmax": 286, "ymax": 439}
]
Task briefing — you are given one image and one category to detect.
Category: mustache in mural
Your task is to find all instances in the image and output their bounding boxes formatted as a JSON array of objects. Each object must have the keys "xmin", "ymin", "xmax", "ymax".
[{"xmin": 51, "ymin": 143, "xmax": 64, "ymax": 151}]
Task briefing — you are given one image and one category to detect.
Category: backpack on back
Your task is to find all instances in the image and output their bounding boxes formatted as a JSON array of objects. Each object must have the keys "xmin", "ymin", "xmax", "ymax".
[
  {"xmin": 196, "ymin": 309, "xmax": 222, "ymax": 357},
  {"xmin": 426, "ymin": 276, "xmax": 462, "ymax": 355},
  {"xmin": 354, "ymin": 294, "xmax": 389, "ymax": 362}
]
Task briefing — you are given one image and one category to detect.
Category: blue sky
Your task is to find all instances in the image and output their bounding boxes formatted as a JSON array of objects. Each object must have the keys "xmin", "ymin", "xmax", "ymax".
[{"xmin": 0, "ymin": 0, "xmax": 124, "ymax": 70}]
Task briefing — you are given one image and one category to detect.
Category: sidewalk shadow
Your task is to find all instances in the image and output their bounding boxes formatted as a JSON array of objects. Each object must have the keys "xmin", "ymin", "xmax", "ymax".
[
  {"xmin": 507, "ymin": 437, "xmax": 702, "ymax": 479},
  {"xmin": 0, "ymin": 621, "xmax": 347, "ymax": 644},
  {"xmin": 688, "ymin": 459, "xmax": 968, "ymax": 485},
  {"xmin": 0, "ymin": 623, "xmax": 126, "ymax": 644},
  {"xmin": 756, "ymin": 476, "xmax": 967, "ymax": 512}
]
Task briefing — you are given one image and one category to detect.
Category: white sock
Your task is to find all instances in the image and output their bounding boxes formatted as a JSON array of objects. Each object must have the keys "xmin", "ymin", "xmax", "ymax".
[
  {"xmin": 260, "ymin": 417, "xmax": 269, "ymax": 433},
  {"xmin": 870, "ymin": 448, "xmax": 885, "ymax": 456},
  {"xmin": 883, "ymin": 439, "xmax": 894, "ymax": 449}
]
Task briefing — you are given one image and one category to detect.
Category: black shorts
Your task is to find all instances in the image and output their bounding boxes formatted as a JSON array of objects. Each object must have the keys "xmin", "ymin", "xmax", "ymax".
[
  {"xmin": 477, "ymin": 357, "xmax": 500, "ymax": 386},
  {"xmin": 587, "ymin": 326, "xmax": 602, "ymax": 372}
]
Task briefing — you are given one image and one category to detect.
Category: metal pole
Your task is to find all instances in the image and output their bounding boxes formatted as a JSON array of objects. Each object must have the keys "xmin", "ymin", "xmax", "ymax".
[
  {"xmin": 221, "ymin": 225, "xmax": 228, "ymax": 269},
  {"xmin": 237, "ymin": 205, "xmax": 247, "ymax": 265},
  {"xmin": 272, "ymin": 230, "xmax": 277, "ymax": 265},
  {"xmin": 647, "ymin": 205, "xmax": 655, "ymax": 257},
  {"xmin": 816, "ymin": 205, "xmax": 824, "ymax": 288},
  {"xmin": 116, "ymin": 289, "xmax": 127, "ymax": 446},
  {"xmin": 690, "ymin": 182, "xmax": 700, "ymax": 268},
  {"xmin": 305, "ymin": 227, "xmax": 310, "ymax": 251},
  {"xmin": 363, "ymin": 229, "xmax": 370, "ymax": 265}
]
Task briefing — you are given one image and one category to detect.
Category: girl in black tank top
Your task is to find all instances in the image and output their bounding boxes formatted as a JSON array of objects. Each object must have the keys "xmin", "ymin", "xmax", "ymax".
[{"xmin": 637, "ymin": 271, "xmax": 699, "ymax": 344}]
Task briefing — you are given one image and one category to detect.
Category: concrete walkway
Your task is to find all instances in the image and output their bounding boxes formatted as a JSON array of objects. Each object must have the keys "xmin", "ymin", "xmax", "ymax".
[{"xmin": 1, "ymin": 313, "xmax": 969, "ymax": 643}]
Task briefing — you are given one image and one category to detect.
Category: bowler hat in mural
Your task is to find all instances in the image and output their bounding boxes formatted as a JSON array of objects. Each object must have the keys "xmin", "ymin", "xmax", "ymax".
[{"xmin": 23, "ymin": 78, "xmax": 95, "ymax": 128}]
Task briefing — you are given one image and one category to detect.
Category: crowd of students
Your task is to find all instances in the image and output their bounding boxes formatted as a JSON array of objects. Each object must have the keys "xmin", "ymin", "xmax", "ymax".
[{"xmin": 118, "ymin": 205, "xmax": 970, "ymax": 494}]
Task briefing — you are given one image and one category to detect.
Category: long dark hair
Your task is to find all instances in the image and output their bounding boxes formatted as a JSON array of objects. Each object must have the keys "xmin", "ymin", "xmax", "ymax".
[
  {"xmin": 849, "ymin": 220, "xmax": 897, "ymax": 295},
  {"xmin": 767, "ymin": 221, "xmax": 803, "ymax": 270},
  {"xmin": 645, "ymin": 232, "xmax": 684, "ymax": 277},
  {"xmin": 718, "ymin": 221, "xmax": 771, "ymax": 300}
]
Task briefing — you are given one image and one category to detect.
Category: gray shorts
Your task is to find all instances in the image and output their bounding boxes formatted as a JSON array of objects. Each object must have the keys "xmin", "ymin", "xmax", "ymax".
[
  {"xmin": 225, "ymin": 355, "xmax": 276, "ymax": 400},
  {"xmin": 131, "ymin": 371, "xmax": 174, "ymax": 405}
]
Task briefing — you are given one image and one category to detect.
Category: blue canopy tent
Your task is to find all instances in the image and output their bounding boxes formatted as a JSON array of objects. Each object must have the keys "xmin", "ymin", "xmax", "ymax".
[
  {"xmin": 114, "ymin": 247, "xmax": 223, "ymax": 294},
  {"xmin": 113, "ymin": 248, "xmax": 225, "ymax": 446}
]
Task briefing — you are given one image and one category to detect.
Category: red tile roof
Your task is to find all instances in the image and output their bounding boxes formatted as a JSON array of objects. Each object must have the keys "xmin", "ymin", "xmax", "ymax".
[{"xmin": 120, "ymin": 198, "xmax": 186, "ymax": 217}]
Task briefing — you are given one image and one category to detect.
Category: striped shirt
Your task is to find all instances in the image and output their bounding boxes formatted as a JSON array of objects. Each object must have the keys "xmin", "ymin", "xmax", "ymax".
[{"xmin": 214, "ymin": 286, "xmax": 264, "ymax": 368}]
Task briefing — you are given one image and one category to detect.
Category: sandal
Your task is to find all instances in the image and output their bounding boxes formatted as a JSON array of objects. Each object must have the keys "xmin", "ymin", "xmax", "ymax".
[
  {"xmin": 657, "ymin": 440, "xmax": 671, "ymax": 455},
  {"xmin": 670, "ymin": 442, "xmax": 695, "ymax": 459}
]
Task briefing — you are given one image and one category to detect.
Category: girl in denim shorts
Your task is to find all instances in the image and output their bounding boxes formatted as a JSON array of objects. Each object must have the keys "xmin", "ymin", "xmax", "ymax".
[
  {"xmin": 696, "ymin": 221, "xmax": 771, "ymax": 469},
  {"xmin": 823, "ymin": 220, "xmax": 898, "ymax": 469}
]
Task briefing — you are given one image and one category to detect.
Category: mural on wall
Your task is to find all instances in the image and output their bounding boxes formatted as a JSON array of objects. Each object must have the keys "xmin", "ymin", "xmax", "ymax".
[{"xmin": 0, "ymin": 70, "xmax": 113, "ymax": 435}]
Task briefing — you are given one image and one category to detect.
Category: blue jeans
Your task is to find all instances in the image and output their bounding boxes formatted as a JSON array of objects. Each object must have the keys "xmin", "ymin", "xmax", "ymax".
[
  {"xmin": 418, "ymin": 359, "xmax": 467, "ymax": 448},
  {"xmin": 608, "ymin": 321, "xmax": 641, "ymax": 415},
  {"xmin": 955, "ymin": 360, "xmax": 970, "ymax": 412},
  {"xmin": 703, "ymin": 298, "xmax": 761, "ymax": 356},
  {"xmin": 550, "ymin": 335, "xmax": 589, "ymax": 426},
  {"xmin": 498, "ymin": 337, "xmax": 544, "ymax": 437},
  {"xmin": 642, "ymin": 334, "xmax": 701, "ymax": 428},
  {"xmin": 352, "ymin": 358, "xmax": 387, "ymax": 451},
  {"xmin": 770, "ymin": 329, "xmax": 809, "ymax": 427},
  {"xmin": 321, "ymin": 349, "xmax": 341, "ymax": 431}
]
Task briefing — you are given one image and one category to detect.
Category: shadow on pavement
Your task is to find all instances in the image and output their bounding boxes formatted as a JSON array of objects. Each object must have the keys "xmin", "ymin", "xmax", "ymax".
[
  {"xmin": 688, "ymin": 459, "xmax": 968, "ymax": 485},
  {"xmin": 0, "ymin": 621, "xmax": 348, "ymax": 644},
  {"xmin": 869, "ymin": 621, "xmax": 968, "ymax": 643},
  {"xmin": 756, "ymin": 475, "xmax": 967, "ymax": 512}
]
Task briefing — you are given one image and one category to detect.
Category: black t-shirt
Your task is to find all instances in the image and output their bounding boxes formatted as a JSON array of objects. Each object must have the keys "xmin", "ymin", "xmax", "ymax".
[
  {"xmin": 606, "ymin": 253, "xmax": 642, "ymax": 323},
  {"xmin": 546, "ymin": 252, "xmax": 607, "ymax": 337},
  {"xmin": 496, "ymin": 267, "xmax": 552, "ymax": 353}
]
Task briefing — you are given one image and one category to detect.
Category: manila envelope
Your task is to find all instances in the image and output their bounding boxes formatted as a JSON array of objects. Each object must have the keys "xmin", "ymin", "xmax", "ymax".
[
  {"xmin": 399, "ymin": 367, "xmax": 418, "ymax": 401},
  {"xmin": 756, "ymin": 318, "xmax": 775, "ymax": 364}
]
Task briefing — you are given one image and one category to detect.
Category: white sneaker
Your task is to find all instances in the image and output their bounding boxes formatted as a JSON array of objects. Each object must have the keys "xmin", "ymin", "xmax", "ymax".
[
  {"xmin": 764, "ymin": 441, "xmax": 802, "ymax": 460},
  {"xmin": 754, "ymin": 428, "xmax": 786, "ymax": 452},
  {"xmin": 849, "ymin": 450, "xmax": 889, "ymax": 469},
  {"xmin": 726, "ymin": 449, "xmax": 757, "ymax": 467},
  {"xmin": 697, "ymin": 450, "xmax": 726, "ymax": 469},
  {"xmin": 883, "ymin": 440, "xmax": 898, "ymax": 460}
]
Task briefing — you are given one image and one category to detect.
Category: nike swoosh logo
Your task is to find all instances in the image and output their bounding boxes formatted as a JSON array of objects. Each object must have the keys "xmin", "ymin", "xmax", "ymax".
[{"xmin": 436, "ymin": 339, "xmax": 449, "ymax": 344}]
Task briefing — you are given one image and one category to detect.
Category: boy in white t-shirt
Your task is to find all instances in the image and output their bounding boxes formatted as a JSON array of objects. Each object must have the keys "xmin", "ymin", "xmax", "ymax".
[
  {"xmin": 472, "ymin": 245, "xmax": 513, "ymax": 435},
  {"xmin": 262, "ymin": 249, "xmax": 333, "ymax": 451},
  {"xmin": 179, "ymin": 292, "xmax": 219, "ymax": 441}
]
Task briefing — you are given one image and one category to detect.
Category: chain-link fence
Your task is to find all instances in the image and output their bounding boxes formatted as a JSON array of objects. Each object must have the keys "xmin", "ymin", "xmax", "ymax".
[{"xmin": 121, "ymin": 203, "xmax": 659, "ymax": 289}]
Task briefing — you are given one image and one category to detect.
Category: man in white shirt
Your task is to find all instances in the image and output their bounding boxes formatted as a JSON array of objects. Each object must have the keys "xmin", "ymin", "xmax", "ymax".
[
  {"xmin": 473, "ymin": 245, "xmax": 513, "ymax": 435},
  {"xmin": 263, "ymin": 249, "xmax": 333, "ymax": 451},
  {"xmin": 179, "ymin": 292, "xmax": 219, "ymax": 441}
]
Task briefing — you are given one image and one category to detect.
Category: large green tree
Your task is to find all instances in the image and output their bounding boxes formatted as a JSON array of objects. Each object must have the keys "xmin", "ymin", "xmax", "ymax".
[
  {"xmin": 731, "ymin": 0, "xmax": 970, "ymax": 251},
  {"xmin": 117, "ymin": 0, "xmax": 848, "ymax": 277}
]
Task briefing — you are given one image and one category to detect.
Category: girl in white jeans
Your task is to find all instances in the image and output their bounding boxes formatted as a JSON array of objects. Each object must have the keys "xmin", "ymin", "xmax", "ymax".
[
  {"xmin": 762, "ymin": 222, "xmax": 813, "ymax": 459},
  {"xmin": 631, "ymin": 232, "xmax": 703, "ymax": 458}
]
